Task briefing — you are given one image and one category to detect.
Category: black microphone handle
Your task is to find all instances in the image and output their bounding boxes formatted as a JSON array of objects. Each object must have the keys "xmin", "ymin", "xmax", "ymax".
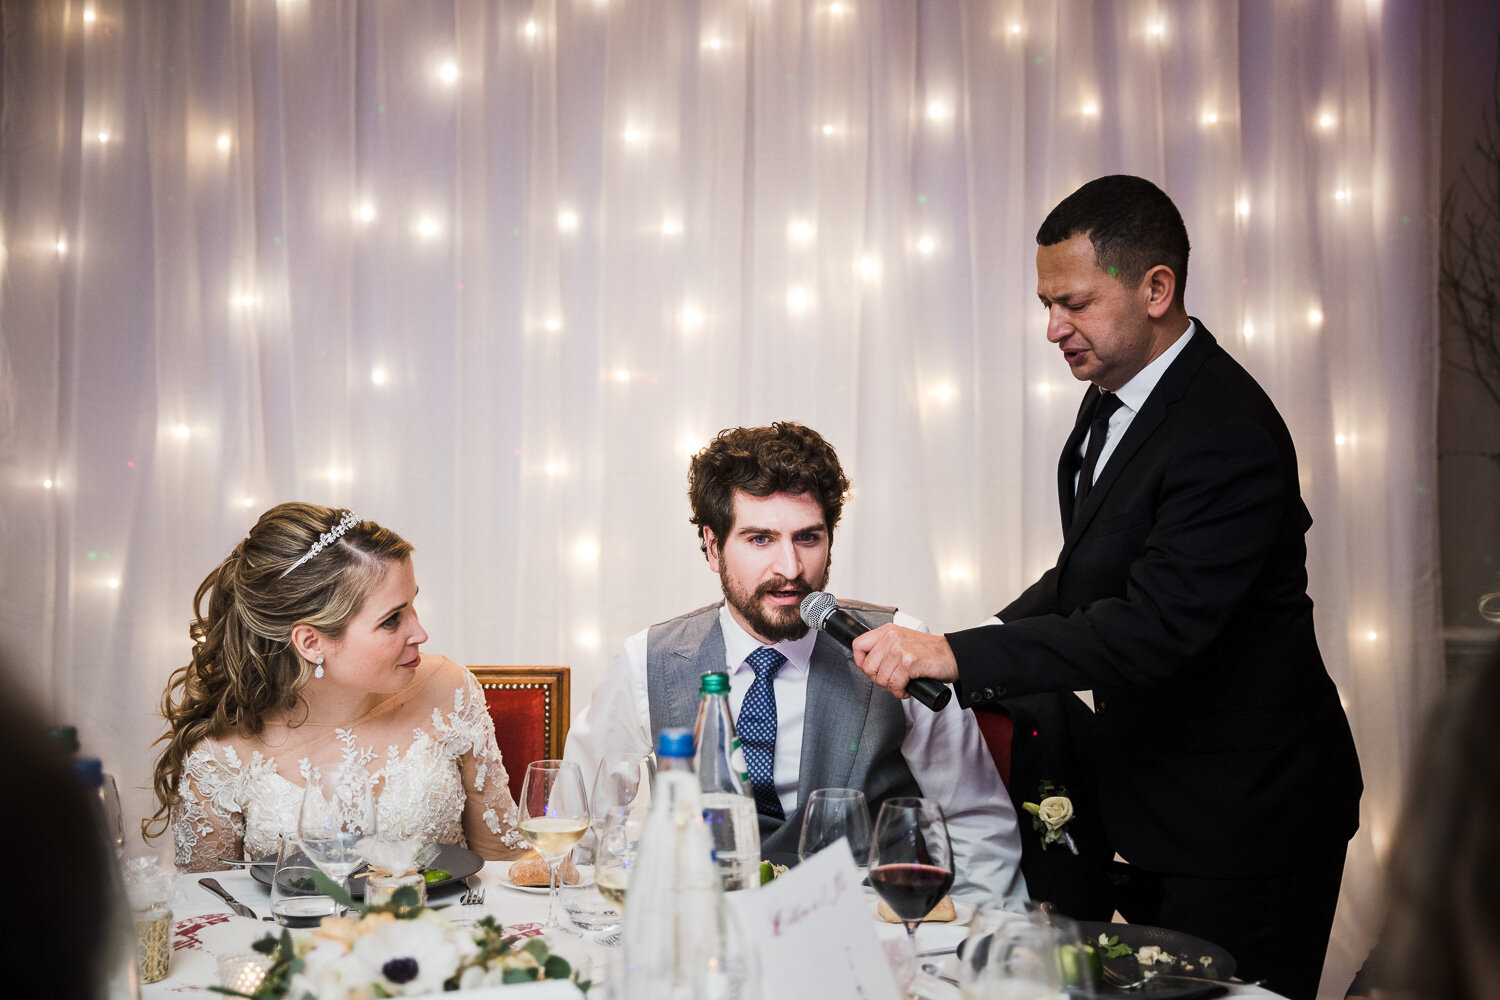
[{"xmin": 820, "ymin": 609, "xmax": 952, "ymax": 711}]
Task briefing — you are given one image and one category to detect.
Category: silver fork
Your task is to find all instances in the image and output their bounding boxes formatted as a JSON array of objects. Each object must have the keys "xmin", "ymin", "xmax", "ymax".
[
  {"xmin": 1100, "ymin": 964, "xmax": 1261, "ymax": 991},
  {"xmin": 460, "ymin": 875, "xmax": 485, "ymax": 906}
]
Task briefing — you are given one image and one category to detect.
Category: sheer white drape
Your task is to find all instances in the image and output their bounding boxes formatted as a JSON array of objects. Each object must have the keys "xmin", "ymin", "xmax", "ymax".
[{"xmin": 0, "ymin": 2, "xmax": 1441, "ymax": 994}]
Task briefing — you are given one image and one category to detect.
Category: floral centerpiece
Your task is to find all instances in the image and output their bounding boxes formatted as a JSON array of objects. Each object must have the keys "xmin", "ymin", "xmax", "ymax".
[{"xmin": 213, "ymin": 872, "xmax": 589, "ymax": 999}]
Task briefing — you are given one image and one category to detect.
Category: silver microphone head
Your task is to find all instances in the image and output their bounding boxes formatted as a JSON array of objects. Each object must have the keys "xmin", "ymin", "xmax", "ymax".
[{"xmin": 800, "ymin": 591, "xmax": 839, "ymax": 630}]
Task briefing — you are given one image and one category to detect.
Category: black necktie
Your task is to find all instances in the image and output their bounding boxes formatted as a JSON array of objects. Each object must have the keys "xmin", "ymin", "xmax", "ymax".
[{"xmin": 1073, "ymin": 390, "xmax": 1124, "ymax": 522}]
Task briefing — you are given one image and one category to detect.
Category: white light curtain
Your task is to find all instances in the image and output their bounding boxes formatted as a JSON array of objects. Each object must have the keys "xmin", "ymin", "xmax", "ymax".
[{"xmin": 0, "ymin": 1, "xmax": 1442, "ymax": 994}]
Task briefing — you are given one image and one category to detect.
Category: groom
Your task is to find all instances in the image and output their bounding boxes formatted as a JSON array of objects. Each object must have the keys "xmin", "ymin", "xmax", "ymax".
[{"xmin": 565, "ymin": 421, "xmax": 1026, "ymax": 906}]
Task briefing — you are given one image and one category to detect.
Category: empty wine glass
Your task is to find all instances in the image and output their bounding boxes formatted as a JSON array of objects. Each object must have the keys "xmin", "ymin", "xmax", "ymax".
[
  {"xmin": 956, "ymin": 906, "xmax": 1063, "ymax": 1000},
  {"xmin": 270, "ymin": 835, "xmax": 337, "ymax": 927},
  {"xmin": 867, "ymin": 798, "xmax": 954, "ymax": 963},
  {"xmin": 519, "ymin": 759, "xmax": 590, "ymax": 932},
  {"xmin": 298, "ymin": 762, "xmax": 377, "ymax": 913},
  {"xmin": 797, "ymin": 787, "xmax": 871, "ymax": 869},
  {"xmin": 588, "ymin": 753, "xmax": 652, "ymax": 835}
]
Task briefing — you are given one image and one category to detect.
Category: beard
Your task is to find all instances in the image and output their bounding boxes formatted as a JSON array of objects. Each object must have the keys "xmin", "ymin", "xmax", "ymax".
[{"xmin": 720, "ymin": 562, "xmax": 832, "ymax": 644}]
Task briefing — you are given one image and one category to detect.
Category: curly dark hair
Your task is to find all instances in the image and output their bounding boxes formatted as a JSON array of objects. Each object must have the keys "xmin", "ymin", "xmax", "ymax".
[
  {"xmin": 688, "ymin": 423, "xmax": 850, "ymax": 554},
  {"xmin": 1036, "ymin": 174, "xmax": 1190, "ymax": 307}
]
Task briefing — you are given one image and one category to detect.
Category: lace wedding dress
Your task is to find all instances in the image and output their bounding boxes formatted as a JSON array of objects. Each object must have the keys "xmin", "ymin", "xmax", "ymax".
[{"xmin": 173, "ymin": 671, "xmax": 527, "ymax": 871}]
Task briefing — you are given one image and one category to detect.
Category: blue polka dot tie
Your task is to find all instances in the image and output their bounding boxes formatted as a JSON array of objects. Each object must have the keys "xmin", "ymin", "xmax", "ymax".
[{"xmin": 739, "ymin": 646, "xmax": 787, "ymax": 820}]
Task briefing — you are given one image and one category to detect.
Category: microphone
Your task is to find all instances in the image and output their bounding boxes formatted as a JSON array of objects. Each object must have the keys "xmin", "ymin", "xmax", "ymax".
[{"xmin": 800, "ymin": 591, "xmax": 952, "ymax": 711}]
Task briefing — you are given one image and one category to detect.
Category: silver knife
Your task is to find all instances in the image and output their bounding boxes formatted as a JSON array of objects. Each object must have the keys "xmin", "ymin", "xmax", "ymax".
[{"xmin": 199, "ymin": 877, "xmax": 258, "ymax": 919}]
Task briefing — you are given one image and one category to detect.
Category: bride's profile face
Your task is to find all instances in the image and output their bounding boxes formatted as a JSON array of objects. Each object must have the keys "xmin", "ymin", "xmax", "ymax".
[{"xmin": 321, "ymin": 557, "xmax": 428, "ymax": 694}]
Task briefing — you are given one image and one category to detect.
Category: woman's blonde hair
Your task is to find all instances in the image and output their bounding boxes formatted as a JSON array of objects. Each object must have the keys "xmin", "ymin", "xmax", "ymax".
[{"xmin": 144, "ymin": 502, "xmax": 413, "ymax": 840}]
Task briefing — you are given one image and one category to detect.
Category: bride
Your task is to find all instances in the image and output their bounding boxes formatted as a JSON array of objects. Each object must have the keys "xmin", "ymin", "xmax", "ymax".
[{"xmin": 146, "ymin": 502, "xmax": 528, "ymax": 871}]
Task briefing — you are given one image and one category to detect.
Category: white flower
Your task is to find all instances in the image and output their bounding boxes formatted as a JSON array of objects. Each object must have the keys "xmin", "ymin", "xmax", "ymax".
[
  {"xmin": 1036, "ymin": 795, "xmax": 1074, "ymax": 830},
  {"xmin": 347, "ymin": 918, "xmax": 474, "ymax": 995}
]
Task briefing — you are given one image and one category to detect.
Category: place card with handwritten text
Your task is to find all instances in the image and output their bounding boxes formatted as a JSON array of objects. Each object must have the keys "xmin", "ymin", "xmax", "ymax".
[{"xmin": 725, "ymin": 840, "xmax": 901, "ymax": 1000}]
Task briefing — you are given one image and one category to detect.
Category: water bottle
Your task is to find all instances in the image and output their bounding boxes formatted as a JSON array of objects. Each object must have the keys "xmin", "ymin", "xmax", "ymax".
[
  {"xmin": 620, "ymin": 728, "xmax": 743, "ymax": 999},
  {"xmin": 693, "ymin": 671, "xmax": 761, "ymax": 891},
  {"xmin": 74, "ymin": 756, "xmax": 125, "ymax": 853}
]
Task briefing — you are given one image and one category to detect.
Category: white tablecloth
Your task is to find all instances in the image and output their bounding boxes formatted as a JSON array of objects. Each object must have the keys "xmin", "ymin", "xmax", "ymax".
[{"xmin": 142, "ymin": 863, "xmax": 1288, "ymax": 999}]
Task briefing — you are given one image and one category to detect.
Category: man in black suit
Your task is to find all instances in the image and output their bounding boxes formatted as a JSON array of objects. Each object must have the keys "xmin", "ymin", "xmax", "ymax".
[{"xmin": 854, "ymin": 175, "xmax": 1362, "ymax": 1000}]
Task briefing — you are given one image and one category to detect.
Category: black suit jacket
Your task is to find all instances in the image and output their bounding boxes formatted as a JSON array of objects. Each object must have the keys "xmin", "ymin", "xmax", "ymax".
[{"xmin": 948, "ymin": 323, "xmax": 1361, "ymax": 878}]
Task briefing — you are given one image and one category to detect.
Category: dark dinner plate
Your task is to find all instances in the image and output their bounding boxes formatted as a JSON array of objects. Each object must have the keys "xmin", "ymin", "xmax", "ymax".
[
  {"xmin": 1074, "ymin": 921, "xmax": 1237, "ymax": 999},
  {"xmin": 250, "ymin": 843, "xmax": 483, "ymax": 899}
]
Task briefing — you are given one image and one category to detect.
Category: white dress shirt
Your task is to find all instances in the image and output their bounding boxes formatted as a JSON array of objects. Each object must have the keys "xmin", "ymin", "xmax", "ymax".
[
  {"xmin": 1074, "ymin": 321, "xmax": 1197, "ymax": 489},
  {"xmin": 565, "ymin": 604, "xmax": 1029, "ymax": 907}
]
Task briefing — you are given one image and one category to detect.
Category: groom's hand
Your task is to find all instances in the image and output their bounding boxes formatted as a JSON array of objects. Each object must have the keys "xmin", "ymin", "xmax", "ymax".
[{"xmin": 852, "ymin": 624, "xmax": 959, "ymax": 699}]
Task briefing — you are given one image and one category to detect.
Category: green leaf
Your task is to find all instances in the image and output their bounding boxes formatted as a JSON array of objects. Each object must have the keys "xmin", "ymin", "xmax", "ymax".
[
  {"xmin": 1023, "ymin": 802, "xmax": 1040, "ymax": 816},
  {"xmin": 390, "ymin": 884, "xmax": 422, "ymax": 912},
  {"xmin": 308, "ymin": 868, "xmax": 364, "ymax": 912},
  {"xmin": 544, "ymin": 955, "xmax": 573, "ymax": 979},
  {"xmin": 206, "ymin": 988, "xmax": 258, "ymax": 998},
  {"xmin": 521, "ymin": 938, "xmax": 550, "ymax": 962},
  {"xmin": 503, "ymin": 967, "xmax": 541, "ymax": 984}
]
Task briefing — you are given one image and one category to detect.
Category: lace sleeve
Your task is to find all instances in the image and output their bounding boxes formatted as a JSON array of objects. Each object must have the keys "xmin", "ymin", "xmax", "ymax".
[
  {"xmin": 172, "ymin": 741, "xmax": 246, "ymax": 872},
  {"xmin": 441, "ymin": 669, "xmax": 527, "ymax": 858}
]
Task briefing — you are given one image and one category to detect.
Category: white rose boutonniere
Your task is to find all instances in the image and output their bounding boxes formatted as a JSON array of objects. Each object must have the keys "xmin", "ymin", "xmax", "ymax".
[{"xmin": 1021, "ymin": 781, "xmax": 1080, "ymax": 854}]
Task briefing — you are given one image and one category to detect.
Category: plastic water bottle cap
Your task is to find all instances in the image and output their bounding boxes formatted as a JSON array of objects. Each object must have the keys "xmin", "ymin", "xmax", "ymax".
[
  {"xmin": 698, "ymin": 671, "xmax": 730, "ymax": 696},
  {"xmin": 657, "ymin": 728, "xmax": 695, "ymax": 758},
  {"xmin": 73, "ymin": 756, "xmax": 105, "ymax": 788}
]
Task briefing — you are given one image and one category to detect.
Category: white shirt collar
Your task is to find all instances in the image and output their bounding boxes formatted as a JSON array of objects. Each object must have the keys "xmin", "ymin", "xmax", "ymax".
[
  {"xmin": 1112, "ymin": 320, "xmax": 1196, "ymax": 413},
  {"xmin": 717, "ymin": 603, "xmax": 815, "ymax": 676}
]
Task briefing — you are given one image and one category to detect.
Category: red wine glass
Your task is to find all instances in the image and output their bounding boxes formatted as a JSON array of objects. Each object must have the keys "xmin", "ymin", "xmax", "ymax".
[{"xmin": 867, "ymin": 797, "xmax": 955, "ymax": 958}]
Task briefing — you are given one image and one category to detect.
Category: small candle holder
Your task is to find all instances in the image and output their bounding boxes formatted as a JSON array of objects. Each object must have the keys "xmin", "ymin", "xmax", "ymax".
[
  {"xmin": 216, "ymin": 951, "xmax": 272, "ymax": 993},
  {"xmin": 365, "ymin": 870, "xmax": 426, "ymax": 913}
]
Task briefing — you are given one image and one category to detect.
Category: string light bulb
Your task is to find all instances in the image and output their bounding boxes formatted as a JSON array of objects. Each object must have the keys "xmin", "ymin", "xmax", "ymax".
[
  {"xmin": 55, "ymin": 237, "xmax": 68, "ymax": 255},
  {"xmin": 660, "ymin": 217, "xmax": 681, "ymax": 236},
  {"xmin": 439, "ymin": 61, "xmax": 459, "ymax": 85},
  {"xmin": 1308, "ymin": 308, "xmax": 1324, "ymax": 327},
  {"xmin": 356, "ymin": 202, "xmax": 376, "ymax": 223},
  {"xmin": 83, "ymin": 6, "xmax": 96, "ymax": 22},
  {"xmin": 97, "ymin": 130, "xmax": 111, "ymax": 144},
  {"xmin": 681, "ymin": 304, "xmax": 704, "ymax": 331},
  {"xmin": 917, "ymin": 235, "xmax": 936, "ymax": 255},
  {"xmin": 926, "ymin": 101, "xmax": 949, "ymax": 121},
  {"xmin": 43, "ymin": 478, "xmax": 54, "ymax": 489},
  {"xmin": 857, "ymin": 255, "xmax": 880, "ymax": 282},
  {"xmin": 558, "ymin": 210, "xmax": 579, "ymax": 232},
  {"xmin": 371, "ymin": 368, "xmax": 388, "ymax": 385},
  {"xmin": 524, "ymin": 20, "xmax": 538, "ymax": 39},
  {"xmin": 788, "ymin": 220, "xmax": 815, "ymax": 244},
  {"xmin": 1318, "ymin": 112, "xmax": 1336, "ymax": 129},
  {"xmin": 787, "ymin": 287, "xmax": 812, "ymax": 313},
  {"xmin": 217, "ymin": 133, "xmax": 232, "ymax": 153},
  {"xmin": 544, "ymin": 317, "xmax": 562, "ymax": 332}
]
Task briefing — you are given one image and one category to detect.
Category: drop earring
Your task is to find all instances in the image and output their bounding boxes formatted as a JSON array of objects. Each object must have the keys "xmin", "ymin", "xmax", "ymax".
[{"xmin": 314, "ymin": 655, "xmax": 325, "ymax": 680}]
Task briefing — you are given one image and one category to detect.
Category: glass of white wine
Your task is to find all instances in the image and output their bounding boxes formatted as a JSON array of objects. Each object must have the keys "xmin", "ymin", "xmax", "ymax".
[
  {"xmin": 592, "ymin": 806, "xmax": 644, "ymax": 945},
  {"xmin": 518, "ymin": 759, "xmax": 590, "ymax": 931}
]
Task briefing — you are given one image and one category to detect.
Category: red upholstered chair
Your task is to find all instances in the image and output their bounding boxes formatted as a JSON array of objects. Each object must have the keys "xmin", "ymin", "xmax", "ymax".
[
  {"xmin": 467, "ymin": 666, "xmax": 572, "ymax": 804},
  {"xmin": 972, "ymin": 707, "xmax": 1014, "ymax": 791}
]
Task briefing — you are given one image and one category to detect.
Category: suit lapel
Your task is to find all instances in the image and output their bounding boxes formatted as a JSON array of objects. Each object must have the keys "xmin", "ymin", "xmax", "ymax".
[
  {"xmin": 1063, "ymin": 323, "xmax": 1219, "ymax": 540},
  {"xmin": 797, "ymin": 633, "xmax": 872, "ymax": 810},
  {"xmin": 662, "ymin": 614, "xmax": 728, "ymax": 730}
]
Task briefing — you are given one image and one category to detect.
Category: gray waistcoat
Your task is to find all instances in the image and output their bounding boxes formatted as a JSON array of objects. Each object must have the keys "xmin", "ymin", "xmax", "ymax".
[{"xmin": 645, "ymin": 602, "xmax": 922, "ymax": 857}]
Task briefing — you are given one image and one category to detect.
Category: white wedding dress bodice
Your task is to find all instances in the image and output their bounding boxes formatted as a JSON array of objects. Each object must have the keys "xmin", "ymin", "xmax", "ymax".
[{"xmin": 172, "ymin": 668, "xmax": 526, "ymax": 871}]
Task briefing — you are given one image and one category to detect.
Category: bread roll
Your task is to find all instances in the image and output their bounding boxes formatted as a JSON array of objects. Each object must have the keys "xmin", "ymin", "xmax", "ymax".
[
  {"xmin": 876, "ymin": 895, "xmax": 957, "ymax": 923},
  {"xmin": 509, "ymin": 849, "xmax": 581, "ymax": 887}
]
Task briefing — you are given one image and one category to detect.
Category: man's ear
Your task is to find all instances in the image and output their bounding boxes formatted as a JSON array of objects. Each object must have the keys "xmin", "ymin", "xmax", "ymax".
[
  {"xmin": 1142, "ymin": 264, "xmax": 1177, "ymax": 319},
  {"xmin": 703, "ymin": 528, "xmax": 722, "ymax": 573},
  {"xmin": 290, "ymin": 623, "xmax": 323, "ymax": 663}
]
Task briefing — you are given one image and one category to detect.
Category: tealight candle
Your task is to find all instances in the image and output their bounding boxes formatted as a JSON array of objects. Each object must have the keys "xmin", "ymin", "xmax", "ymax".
[{"xmin": 217, "ymin": 953, "xmax": 271, "ymax": 993}]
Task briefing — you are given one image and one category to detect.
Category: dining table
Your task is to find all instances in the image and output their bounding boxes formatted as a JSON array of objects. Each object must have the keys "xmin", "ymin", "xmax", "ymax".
[{"xmin": 142, "ymin": 861, "xmax": 1293, "ymax": 999}]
